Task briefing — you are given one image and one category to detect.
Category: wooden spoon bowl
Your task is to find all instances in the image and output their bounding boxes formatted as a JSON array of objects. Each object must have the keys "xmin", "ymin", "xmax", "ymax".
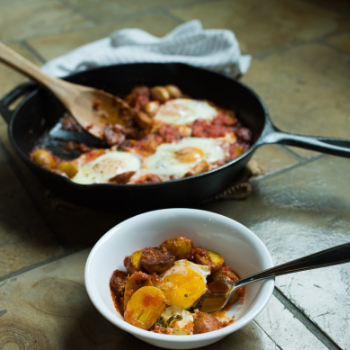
[{"xmin": 0, "ymin": 42, "xmax": 132, "ymax": 139}]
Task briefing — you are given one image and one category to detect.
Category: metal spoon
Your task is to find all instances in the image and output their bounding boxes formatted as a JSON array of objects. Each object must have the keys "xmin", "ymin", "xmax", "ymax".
[
  {"xmin": 0, "ymin": 42, "xmax": 133, "ymax": 140},
  {"xmin": 199, "ymin": 242, "xmax": 350, "ymax": 313}
]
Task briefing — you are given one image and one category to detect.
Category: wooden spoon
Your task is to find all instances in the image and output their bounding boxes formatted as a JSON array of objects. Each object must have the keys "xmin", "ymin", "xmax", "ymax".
[{"xmin": 0, "ymin": 42, "xmax": 133, "ymax": 139}]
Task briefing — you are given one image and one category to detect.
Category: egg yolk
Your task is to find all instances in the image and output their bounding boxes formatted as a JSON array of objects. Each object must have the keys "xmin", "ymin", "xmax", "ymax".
[
  {"xmin": 175, "ymin": 147, "xmax": 204, "ymax": 163},
  {"xmin": 159, "ymin": 268, "xmax": 206, "ymax": 309}
]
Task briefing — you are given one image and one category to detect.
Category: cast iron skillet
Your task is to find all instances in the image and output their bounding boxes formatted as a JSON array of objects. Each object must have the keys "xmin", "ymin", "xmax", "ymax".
[{"xmin": 0, "ymin": 63, "xmax": 350, "ymax": 211}]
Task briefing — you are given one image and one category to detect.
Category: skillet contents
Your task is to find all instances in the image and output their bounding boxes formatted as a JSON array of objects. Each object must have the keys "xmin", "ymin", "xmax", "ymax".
[
  {"xmin": 110, "ymin": 236, "xmax": 245, "ymax": 335},
  {"xmin": 30, "ymin": 85, "xmax": 252, "ymax": 184}
]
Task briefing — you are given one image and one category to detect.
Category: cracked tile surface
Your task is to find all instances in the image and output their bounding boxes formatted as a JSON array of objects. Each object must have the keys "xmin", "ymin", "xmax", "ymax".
[
  {"xmin": 0, "ymin": 0, "xmax": 92, "ymax": 42},
  {"xmin": 27, "ymin": 14, "xmax": 180, "ymax": 61},
  {"xmin": 170, "ymin": 0, "xmax": 350, "ymax": 53},
  {"xmin": 0, "ymin": 144, "xmax": 63, "ymax": 278}
]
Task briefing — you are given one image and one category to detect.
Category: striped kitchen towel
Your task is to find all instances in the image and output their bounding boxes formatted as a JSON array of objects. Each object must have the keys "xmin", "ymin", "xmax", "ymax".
[{"xmin": 41, "ymin": 20, "xmax": 251, "ymax": 78}]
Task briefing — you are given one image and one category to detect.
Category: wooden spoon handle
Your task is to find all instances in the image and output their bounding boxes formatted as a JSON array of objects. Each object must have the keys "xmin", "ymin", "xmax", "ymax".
[{"xmin": 0, "ymin": 42, "xmax": 76, "ymax": 101}]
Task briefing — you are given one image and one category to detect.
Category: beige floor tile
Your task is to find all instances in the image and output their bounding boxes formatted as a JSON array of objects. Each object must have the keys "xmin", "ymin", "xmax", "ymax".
[
  {"xmin": 326, "ymin": 32, "xmax": 350, "ymax": 53},
  {"xmin": 255, "ymin": 296, "xmax": 328, "ymax": 350},
  {"xmin": 252, "ymin": 145, "xmax": 299, "ymax": 175},
  {"xmin": 27, "ymin": 14, "xmax": 180, "ymax": 61},
  {"xmin": 286, "ymin": 146, "xmax": 319, "ymax": 159},
  {"xmin": 170, "ymin": 0, "xmax": 350, "ymax": 54},
  {"xmin": 202, "ymin": 155, "xmax": 350, "ymax": 349},
  {"xmin": 0, "ymin": 43, "xmax": 42, "ymax": 103},
  {"xmin": 63, "ymin": 0, "xmax": 195, "ymax": 23},
  {"xmin": 0, "ymin": 144, "xmax": 63, "ymax": 278},
  {"xmin": 0, "ymin": 0, "xmax": 92, "ymax": 43},
  {"xmin": 241, "ymin": 43, "xmax": 350, "ymax": 158},
  {"xmin": 0, "ymin": 125, "xmax": 127, "ymax": 250},
  {"xmin": 0, "ymin": 249, "xmax": 306, "ymax": 349}
]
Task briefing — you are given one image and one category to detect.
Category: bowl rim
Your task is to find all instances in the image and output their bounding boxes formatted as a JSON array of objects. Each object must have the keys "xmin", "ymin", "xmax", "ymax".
[{"xmin": 85, "ymin": 208, "xmax": 275, "ymax": 343}]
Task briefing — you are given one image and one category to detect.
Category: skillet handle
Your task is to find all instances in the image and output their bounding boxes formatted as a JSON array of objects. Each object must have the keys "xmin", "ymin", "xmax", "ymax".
[
  {"xmin": 0, "ymin": 82, "xmax": 37, "ymax": 124},
  {"xmin": 261, "ymin": 125, "xmax": 350, "ymax": 159}
]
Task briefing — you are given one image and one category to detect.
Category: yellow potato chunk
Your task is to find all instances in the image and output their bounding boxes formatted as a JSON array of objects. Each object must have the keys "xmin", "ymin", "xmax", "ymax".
[
  {"xmin": 207, "ymin": 250, "xmax": 225, "ymax": 273},
  {"xmin": 124, "ymin": 286, "xmax": 166, "ymax": 330},
  {"xmin": 31, "ymin": 149, "xmax": 55, "ymax": 168},
  {"xmin": 164, "ymin": 85, "xmax": 183, "ymax": 98},
  {"xmin": 124, "ymin": 250, "xmax": 143, "ymax": 274},
  {"xmin": 56, "ymin": 162, "xmax": 78, "ymax": 178},
  {"xmin": 151, "ymin": 86, "xmax": 170, "ymax": 102},
  {"xmin": 134, "ymin": 111, "xmax": 153, "ymax": 129},
  {"xmin": 143, "ymin": 100, "xmax": 160, "ymax": 117},
  {"xmin": 124, "ymin": 271, "xmax": 153, "ymax": 310},
  {"xmin": 160, "ymin": 236, "xmax": 194, "ymax": 260}
]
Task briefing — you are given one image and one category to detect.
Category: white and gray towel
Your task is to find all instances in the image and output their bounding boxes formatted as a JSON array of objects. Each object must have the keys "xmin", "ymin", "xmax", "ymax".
[{"xmin": 42, "ymin": 20, "xmax": 251, "ymax": 78}]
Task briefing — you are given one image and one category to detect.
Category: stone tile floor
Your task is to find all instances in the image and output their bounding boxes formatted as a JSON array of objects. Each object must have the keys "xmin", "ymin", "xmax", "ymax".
[{"xmin": 0, "ymin": 0, "xmax": 349, "ymax": 349}]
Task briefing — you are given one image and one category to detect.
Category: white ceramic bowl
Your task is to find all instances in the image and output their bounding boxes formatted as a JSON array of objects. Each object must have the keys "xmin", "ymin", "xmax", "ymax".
[{"xmin": 85, "ymin": 209, "xmax": 274, "ymax": 349}]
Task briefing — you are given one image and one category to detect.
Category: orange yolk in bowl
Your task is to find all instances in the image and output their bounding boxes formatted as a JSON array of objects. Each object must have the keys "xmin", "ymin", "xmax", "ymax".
[{"xmin": 157, "ymin": 260, "xmax": 210, "ymax": 309}]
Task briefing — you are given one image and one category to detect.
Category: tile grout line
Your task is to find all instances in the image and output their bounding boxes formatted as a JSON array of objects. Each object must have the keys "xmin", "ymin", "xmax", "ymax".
[
  {"xmin": 251, "ymin": 153, "xmax": 326, "ymax": 184},
  {"xmin": 20, "ymin": 40, "xmax": 47, "ymax": 64},
  {"xmin": 160, "ymin": 9, "xmax": 185, "ymax": 24},
  {"xmin": 54, "ymin": 0, "xmax": 97, "ymax": 24},
  {"xmin": 0, "ymin": 250, "xmax": 80, "ymax": 283},
  {"xmin": 253, "ymin": 320, "xmax": 283, "ymax": 350},
  {"xmin": 320, "ymin": 41, "xmax": 350, "ymax": 58},
  {"xmin": 0, "ymin": 140, "xmax": 74, "ymax": 251},
  {"xmin": 251, "ymin": 32, "xmax": 350, "ymax": 60},
  {"xmin": 273, "ymin": 288, "xmax": 342, "ymax": 350},
  {"xmin": 277, "ymin": 144, "xmax": 310, "ymax": 162}
]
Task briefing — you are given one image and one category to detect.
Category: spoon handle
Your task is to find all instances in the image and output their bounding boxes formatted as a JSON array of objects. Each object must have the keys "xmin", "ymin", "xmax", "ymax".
[
  {"xmin": 0, "ymin": 42, "xmax": 73, "ymax": 97},
  {"xmin": 234, "ymin": 242, "xmax": 350, "ymax": 289}
]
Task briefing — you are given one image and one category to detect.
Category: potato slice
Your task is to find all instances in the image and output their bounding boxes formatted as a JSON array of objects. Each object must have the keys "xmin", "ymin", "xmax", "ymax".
[
  {"xmin": 194, "ymin": 248, "xmax": 225, "ymax": 274},
  {"xmin": 143, "ymin": 100, "xmax": 160, "ymax": 117},
  {"xmin": 124, "ymin": 286, "xmax": 166, "ymax": 330},
  {"xmin": 160, "ymin": 236, "xmax": 194, "ymax": 260},
  {"xmin": 56, "ymin": 161, "xmax": 78, "ymax": 178},
  {"xmin": 135, "ymin": 111, "xmax": 153, "ymax": 129},
  {"xmin": 164, "ymin": 85, "xmax": 183, "ymax": 98},
  {"xmin": 124, "ymin": 250, "xmax": 143, "ymax": 274},
  {"xmin": 124, "ymin": 271, "xmax": 153, "ymax": 310},
  {"xmin": 31, "ymin": 149, "xmax": 56, "ymax": 168},
  {"xmin": 151, "ymin": 86, "xmax": 170, "ymax": 102}
]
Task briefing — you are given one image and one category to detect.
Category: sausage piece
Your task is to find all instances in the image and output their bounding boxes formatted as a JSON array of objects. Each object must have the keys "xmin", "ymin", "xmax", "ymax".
[
  {"xmin": 212, "ymin": 266, "xmax": 239, "ymax": 284},
  {"xmin": 109, "ymin": 171, "xmax": 135, "ymax": 184},
  {"xmin": 140, "ymin": 247, "xmax": 175, "ymax": 274},
  {"xmin": 193, "ymin": 312, "xmax": 222, "ymax": 334},
  {"xmin": 110, "ymin": 269, "xmax": 128, "ymax": 313}
]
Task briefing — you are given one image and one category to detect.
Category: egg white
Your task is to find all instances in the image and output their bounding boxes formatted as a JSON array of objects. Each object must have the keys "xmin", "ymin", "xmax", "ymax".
[
  {"xmin": 160, "ymin": 306, "xmax": 195, "ymax": 335},
  {"xmin": 155, "ymin": 99, "xmax": 218, "ymax": 125},
  {"xmin": 146, "ymin": 138, "xmax": 225, "ymax": 178},
  {"xmin": 72, "ymin": 151, "xmax": 141, "ymax": 184}
]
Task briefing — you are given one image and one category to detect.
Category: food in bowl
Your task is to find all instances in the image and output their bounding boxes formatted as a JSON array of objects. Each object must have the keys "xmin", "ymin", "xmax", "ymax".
[
  {"xmin": 30, "ymin": 85, "xmax": 252, "ymax": 184},
  {"xmin": 110, "ymin": 235, "xmax": 245, "ymax": 335}
]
